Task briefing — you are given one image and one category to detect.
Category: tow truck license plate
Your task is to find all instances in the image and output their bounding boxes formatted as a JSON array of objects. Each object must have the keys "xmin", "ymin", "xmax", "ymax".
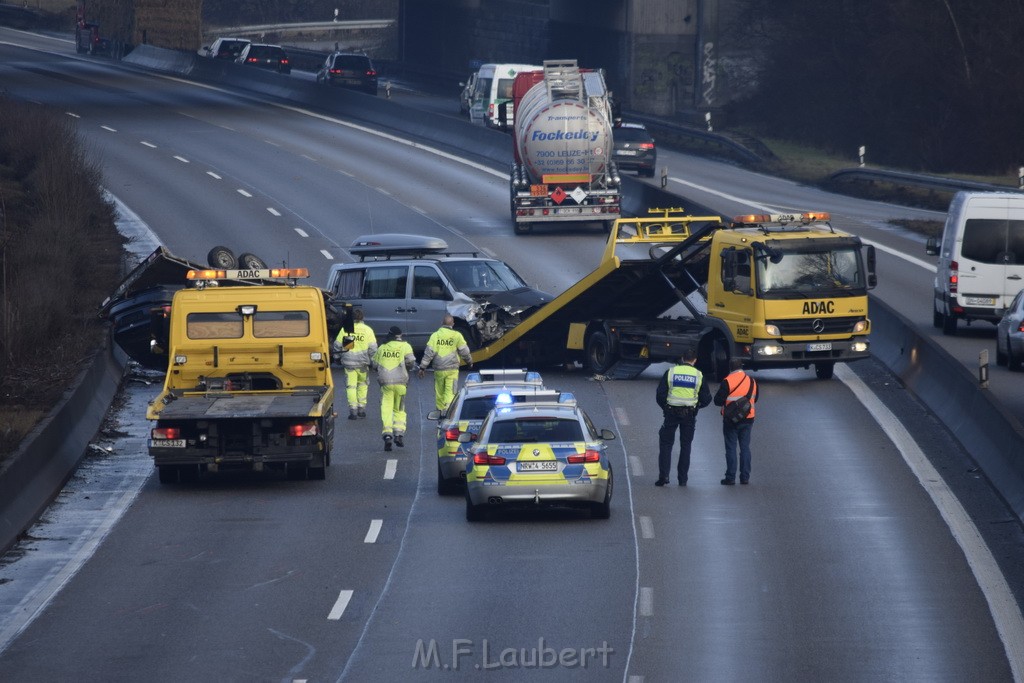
[
  {"xmin": 153, "ymin": 439, "xmax": 186, "ymax": 448},
  {"xmin": 965, "ymin": 296, "xmax": 996, "ymax": 306},
  {"xmin": 807, "ymin": 342, "xmax": 832, "ymax": 352},
  {"xmin": 518, "ymin": 461, "xmax": 557, "ymax": 472}
]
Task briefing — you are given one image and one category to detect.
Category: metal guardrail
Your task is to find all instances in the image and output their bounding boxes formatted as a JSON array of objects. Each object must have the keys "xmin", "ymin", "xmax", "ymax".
[
  {"xmin": 207, "ymin": 19, "xmax": 394, "ymax": 35},
  {"xmin": 828, "ymin": 166, "xmax": 1021, "ymax": 194}
]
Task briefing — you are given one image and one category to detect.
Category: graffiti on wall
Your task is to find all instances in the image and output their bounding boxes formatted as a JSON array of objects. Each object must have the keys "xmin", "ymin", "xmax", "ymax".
[{"xmin": 700, "ymin": 41, "xmax": 717, "ymax": 107}]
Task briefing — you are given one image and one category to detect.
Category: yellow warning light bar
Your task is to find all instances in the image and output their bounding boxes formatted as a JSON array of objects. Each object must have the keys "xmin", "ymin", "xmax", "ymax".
[
  {"xmin": 186, "ymin": 267, "xmax": 310, "ymax": 280},
  {"xmin": 731, "ymin": 211, "xmax": 830, "ymax": 226}
]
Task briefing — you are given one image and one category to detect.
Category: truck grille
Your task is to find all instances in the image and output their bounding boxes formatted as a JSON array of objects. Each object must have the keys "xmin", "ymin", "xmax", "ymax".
[{"xmin": 768, "ymin": 316, "xmax": 863, "ymax": 335}]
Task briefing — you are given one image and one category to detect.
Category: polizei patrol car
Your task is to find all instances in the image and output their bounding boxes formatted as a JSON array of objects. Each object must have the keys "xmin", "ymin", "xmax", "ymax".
[
  {"xmin": 428, "ymin": 369, "xmax": 545, "ymax": 495},
  {"xmin": 461, "ymin": 391, "xmax": 615, "ymax": 520}
]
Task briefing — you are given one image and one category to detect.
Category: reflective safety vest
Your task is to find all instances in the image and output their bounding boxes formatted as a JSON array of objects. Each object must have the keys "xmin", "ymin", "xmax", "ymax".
[
  {"xmin": 724, "ymin": 371, "xmax": 757, "ymax": 420},
  {"xmin": 666, "ymin": 364, "xmax": 702, "ymax": 407},
  {"xmin": 421, "ymin": 325, "xmax": 470, "ymax": 371},
  {"xmin": 373, "ymin": 340, "xmax": 414, "ymax": 385}
]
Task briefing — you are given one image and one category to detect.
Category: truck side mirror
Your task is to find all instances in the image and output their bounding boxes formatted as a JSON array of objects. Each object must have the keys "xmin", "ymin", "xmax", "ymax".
[
  {"xmin": 925, "ymin": 236, "xmax": 939, "ymax": 256},
  {"xmin": 866, "ymin": 245, "xmax": 877, "ymax": 289}
]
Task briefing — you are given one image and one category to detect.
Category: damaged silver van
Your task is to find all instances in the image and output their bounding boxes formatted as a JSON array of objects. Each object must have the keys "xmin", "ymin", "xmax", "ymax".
[{"xmin": 325, "ymin": 234, "xmax": 552, "ymax": 352}]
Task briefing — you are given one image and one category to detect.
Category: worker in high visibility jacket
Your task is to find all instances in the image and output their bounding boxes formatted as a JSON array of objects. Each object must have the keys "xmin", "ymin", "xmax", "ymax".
[
  {"xmin": 333, "ymin": 308, "xmax": 377, "ymax": 420},
  {"xmin": 713, "ymin": 358, "xmax": 759, "ymax": 485},
  {"xmin": 417, "ymin": 314, "xmax": 472, "ymax": 411},
  {"xmin": 654, "ymin": 347, "xmax": 711, "ymax": 486},
  {"xmin": 372, "ymin": 326, "xmax": 416, "ymax": 451}
]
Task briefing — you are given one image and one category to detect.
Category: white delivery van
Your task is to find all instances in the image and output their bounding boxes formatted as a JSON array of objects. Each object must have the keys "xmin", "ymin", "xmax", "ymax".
[
  {"xmin": 926, "ymin": 191, "xmax": 1024, "ymax": 334},
  {"xmin": 469, "ymin": 63, "xmax": 540, "ymax": 129}
]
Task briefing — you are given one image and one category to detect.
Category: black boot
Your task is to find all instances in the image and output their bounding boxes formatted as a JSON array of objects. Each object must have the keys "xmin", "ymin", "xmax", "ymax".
[
  {"xmin": 383, "ymin": 434, "xmax": 393, "ymax": 452},
  {"xmin": 394, "ymin": 434, "xmax": 404, "ymax": 447}
]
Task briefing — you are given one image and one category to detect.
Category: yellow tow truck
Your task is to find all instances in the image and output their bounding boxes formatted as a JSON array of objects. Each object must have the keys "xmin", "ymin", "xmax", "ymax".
[
  {"xmin": 471, "ymin": 209, "xmax": 876, "ymax": 379},
  {"xmin": 144, "ymin": 265, "xmax": 339, "ymax": 483}
]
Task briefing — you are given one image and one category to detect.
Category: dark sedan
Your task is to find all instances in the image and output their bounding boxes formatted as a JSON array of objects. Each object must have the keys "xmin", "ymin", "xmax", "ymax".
[
  {"xmin": 316, "ymin": 52, "xmax": 378, "ymax": 95},
  {"xmin": 612, "ymin": 121, "xmax": 657, "ymax": 177},
  {"xmin": 236, "ymin": 43, "xmax": 291, "ymax": 74}
]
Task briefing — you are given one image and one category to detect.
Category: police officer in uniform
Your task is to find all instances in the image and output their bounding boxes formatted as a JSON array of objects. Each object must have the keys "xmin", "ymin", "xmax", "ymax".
[
  {"xmin": 372, "ymin": 326, "xmax": 416, "ymax": 451},
  {"xmin": 333, "ymin": 308, "xmax": 377, "ymax": 420},
  {"xmin": 418, "ymin": 314, "xmax": 472, "ymax": 412},
  {"xmin": 655, "ymin": 347, "xmax": 711, "ymax": 486}
]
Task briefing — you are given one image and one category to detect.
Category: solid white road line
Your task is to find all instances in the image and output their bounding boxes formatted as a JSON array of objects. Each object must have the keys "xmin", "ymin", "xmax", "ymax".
[
  {"xmin": 837, "ymin": 364, "xmax": 1024, "ymax": 680},
  {"xmin": 364, "ymin": 520, "xmax": 383, "ymax": 544},
  {"xmin": 383, "ymin": 459, "xmax": 397, "ymax": 480},
  {"xmin": 327, "ymin": 589, "xmax": 353, "ymax": 620}
]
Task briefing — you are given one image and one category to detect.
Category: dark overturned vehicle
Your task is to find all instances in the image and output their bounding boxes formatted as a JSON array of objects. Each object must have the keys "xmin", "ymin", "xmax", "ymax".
[
  {"xmin": 99, "ymin": 246, "xmax": 349, "ymax": 370},
  {"xmin": 324, "ymin": 234, "xmax": 554, "ymax": 352}
]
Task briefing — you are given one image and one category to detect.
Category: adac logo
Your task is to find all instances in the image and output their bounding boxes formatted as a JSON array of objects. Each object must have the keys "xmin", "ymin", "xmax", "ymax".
[
  {"xmin": 802, "ymin": 300, "xmax": 835, "ymax": 315},
  {"xmin": 381, "ymin": 349, "xmax": 403, "ymax": 359}
]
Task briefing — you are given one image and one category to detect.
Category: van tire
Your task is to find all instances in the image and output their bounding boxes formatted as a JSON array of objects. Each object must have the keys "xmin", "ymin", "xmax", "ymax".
[
  {"xmin": 238, "ymin": 252, "xmax": 267, "ymax": 270},
  {"xmin": 207, "ymin": 246, "xmax": 237, "ymax": 269},
  {"xmin": 1009, "ymin": 346, "xmax": 1023, "ymax": 372},
  {"xmin": 940, "ymin": 311, "xmax": 958, "ymax": 335}
]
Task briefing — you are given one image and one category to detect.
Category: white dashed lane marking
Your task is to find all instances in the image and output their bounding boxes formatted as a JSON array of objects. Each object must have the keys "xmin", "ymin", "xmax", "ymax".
[
  {"xmin": 173, "ymin": 156, "xmax": 189, "ymax": 163},
  {"xmin": 327, "ymin": 589, "xmax": 354, "ymax": 620},
  {"xmin": 383, "ymin": 459, "xmax": 397, "ymax": 480},
  {"xmin": 639, "ymin": 587, "xmax": 653, "ymax": 617},
  {"xmin": 140, "ymin": 141, "xmax": 156, "ymax": 148},
  {"xmin": 629, "ymin": 456, "xmax": 644, "ymax": 477},
  {"xmin": 237, "ymin": 189, "xmax": 252, "ymax": 198},
  {"xmin": 294, "ymin": 228, "xmax": 308, "ymax": 238},
  {"xmin": 206, "ymin": 171, "xmax": 221, "ymax": 180},
  {"xmin": 65, "ymin": 112, "xmax": 80, "ymax": 118},
  {"xmin": 100, "ymin": 125, "xmax": 116, "ymax": 132},
  {"xmin": 639, "ymin": 516, "xmax": 654, "ymax": 540},
  {"xmin": 364, "ymin": 520, "xmax": 383, "ymax": 544},
  {"xmin": 320, "ymin": 249, "xmax": 333, "ymax": 260},
  {"xmin": 267, "ymin": 208, "xmax": 281, "ymax": 217}
]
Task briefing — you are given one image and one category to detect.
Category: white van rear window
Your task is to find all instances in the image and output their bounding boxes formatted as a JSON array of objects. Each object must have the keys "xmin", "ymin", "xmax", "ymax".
[{"xmin": 962, "ymin": 219, "xmax": 1024, "ymax": 264}]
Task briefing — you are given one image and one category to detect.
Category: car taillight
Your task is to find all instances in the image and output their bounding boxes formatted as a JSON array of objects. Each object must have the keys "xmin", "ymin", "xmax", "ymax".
[
  {"xmin": 290, "ymin": 423, "xmax": 318, "ymax": 437},
  {"xmin": 366, "ymin": 69, "xmax": 377, "ymax": 76},
  {"xmin": 488, "ymin": 103, "xmax": 494, "ymax": 117},
  {"xmin": 949, "ymin": 260, "xmax": 958, "ymax": 293},
  {"xmin": 567, "ymin": 449, "xmax": 601, "ymax": 464},
  {"xmin": 1018, "ymin": 322, "xmax": 1024, "ymax": 333},
  {"xmin": 445, "ymin": 427, "xmax": 461, "ymax": 441},
  {"xmin": 473, "ymin": 452, "xmax": 506, "ymax": 466},
  {"xmin": 638, "ymin": 143, "xmax": 655, "ymax": 150},
  {"xmin": 281, "ymin": 58, "xmax": 289, "ymax": 64},
  {"xmin": 330, "ymin": 68, "xmax": 341, "ymax": 74},
  {"xmin": 152, "ymin": 427, "xmax": 180, "ymax": 439},
  {"xmin": 247, "ymin": 57, "xmax": 258, "ymax": 63}
]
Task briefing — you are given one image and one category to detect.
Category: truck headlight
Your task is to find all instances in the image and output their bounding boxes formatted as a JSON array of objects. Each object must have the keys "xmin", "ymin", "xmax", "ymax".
[
  {"xmin": 853, "ymin": 320, "xmax": 868, "ymax": 333},
  {"xmin": 174, "ymin": 354, "xmax": 187, "ymax": 365},
  {"xmin": 310, "ymin": 351, "xmax": 324, "ymax": 361},
  {"xmin": 852, "ymin": 341, "xmax": 869, "ymax": 352},
  {"xmin": 764, "ymin": 324, "xmax": 780, "ymax": 336},
  {"xmin": 757, "ymin": 344, "xmax": 784, "ymax": 357}
]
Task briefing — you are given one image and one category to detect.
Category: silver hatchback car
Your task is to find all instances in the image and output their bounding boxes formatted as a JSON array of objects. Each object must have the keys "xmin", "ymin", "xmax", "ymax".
[{"xmin": 996, "ymin": 287, "xmax": 1024, "ymax": 370}]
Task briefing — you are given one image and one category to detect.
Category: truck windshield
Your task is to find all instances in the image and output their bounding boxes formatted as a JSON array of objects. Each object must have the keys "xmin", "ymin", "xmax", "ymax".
[
  {"xmin": 756, "ymin": 247, "xmax": 863, "ymax": 297},
  {"xmin": 438, "ymin": 261, "xmax": 528, "ymax": 293}
]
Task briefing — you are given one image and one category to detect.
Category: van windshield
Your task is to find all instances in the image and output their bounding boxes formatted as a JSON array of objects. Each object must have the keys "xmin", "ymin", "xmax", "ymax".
[
  {"xmin": 962, "ymin": 218, "xmax": 1024, "ymax": 264},
  {"xmin": 438, "ymin": 261, "xmax": 528, "ymax": 293}
]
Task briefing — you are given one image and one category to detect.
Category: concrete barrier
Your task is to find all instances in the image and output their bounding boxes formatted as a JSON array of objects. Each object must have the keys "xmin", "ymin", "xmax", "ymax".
[{"xmin": 0, "ymin": 337, "xmax": 125, "ymax": 554}]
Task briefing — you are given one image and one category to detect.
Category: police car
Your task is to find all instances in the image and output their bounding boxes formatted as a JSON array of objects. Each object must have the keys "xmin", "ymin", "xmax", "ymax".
[
  {"xmin": 428, "ymin": 369, "xmax": 544, "ymax": 495},
  {"xmin": 461, "ymin": 392, "xmax": 615, "ymax": 520}
]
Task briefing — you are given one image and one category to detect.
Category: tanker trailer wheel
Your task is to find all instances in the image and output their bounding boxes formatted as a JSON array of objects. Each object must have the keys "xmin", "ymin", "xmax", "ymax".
[
  {"xmin": 585, "ymin": 331, "xmax": 617, "ymax": 374},
  {"xmin": 238, "ymin": 252, "xmax": 268, "ymax": 270},
  {"xmin": 207, "ymin": 246, "xmax": 238, "ymax": 269},
  {"xmin": 514, "ymin": 221, "xmax": 532, "ymax": 235}
]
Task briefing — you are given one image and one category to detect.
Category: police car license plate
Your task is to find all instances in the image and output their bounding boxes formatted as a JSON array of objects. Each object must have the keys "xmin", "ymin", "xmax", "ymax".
[
  {"xmin": 518, "ymin": 461, "xmax": 557, "ymax": 472},
  {"xmin": 965, "ymin": 296, "xmax": 996, "ymax": 306},
  {"xmin": 153, "ymin": 439, "xmax": 186, "ymax": 448},
  {"xmin": 806, "ymin": 342, "xmax": 832, "ymax": 352}
]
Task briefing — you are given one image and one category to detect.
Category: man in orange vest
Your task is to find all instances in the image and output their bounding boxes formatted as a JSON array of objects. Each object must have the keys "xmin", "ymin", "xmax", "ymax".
[{"xmin": 713, "ymin": 358, "xmax": 759, "ymax": 485}]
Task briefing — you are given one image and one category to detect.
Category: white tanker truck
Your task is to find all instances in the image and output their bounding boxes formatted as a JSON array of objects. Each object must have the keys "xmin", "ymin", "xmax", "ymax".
[{"xmin": 505, "ymin": 60, "xmax": 622, "ymax": 234}]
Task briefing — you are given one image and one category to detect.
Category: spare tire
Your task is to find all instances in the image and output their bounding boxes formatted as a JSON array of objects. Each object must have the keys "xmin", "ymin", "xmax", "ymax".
[
  {"xmin": 207, "ymin": 246, "xmax": 237, "ymax": 269},
  {"xmin": 238, "ymin": 252, "xmax": 268, "ymax": 270}
]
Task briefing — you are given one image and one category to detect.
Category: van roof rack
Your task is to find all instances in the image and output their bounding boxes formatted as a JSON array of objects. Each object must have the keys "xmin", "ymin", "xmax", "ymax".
[{"xmin": 348, "ymin": 234, "xmax": 481, "ymax": 260}]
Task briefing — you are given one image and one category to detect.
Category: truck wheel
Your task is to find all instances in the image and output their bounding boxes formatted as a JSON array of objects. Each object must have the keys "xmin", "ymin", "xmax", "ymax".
[
  {"xmin": 207, "ymin": 246, "xmax": 237, "ymax": 269},
  {"xmin": 814, "ymin": 361, "xmax": 835, "ymax": 380},
  {"xmin": 585, "ymin": 331, "xmax": 616, "ymax": 374},
  {"xmin": 514, "ymin": 222, "xmax": 531, "ymax": 235},
  {"xmin": 157, "ymin": 465, "xmax": 178, "ymax": 484},
  {"xmin": 238, "ymin": 252, "xmax": 267, "ymax": 270}
]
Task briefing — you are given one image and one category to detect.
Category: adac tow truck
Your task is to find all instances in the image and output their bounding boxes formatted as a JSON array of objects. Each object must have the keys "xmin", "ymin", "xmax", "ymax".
[
  {"xmin": 470, "ymin": 209, "xmax": 876, "ymax": 379},
  {"xmin": 146, "ymin": 265, "xmax": 338, "ymax": 483}
]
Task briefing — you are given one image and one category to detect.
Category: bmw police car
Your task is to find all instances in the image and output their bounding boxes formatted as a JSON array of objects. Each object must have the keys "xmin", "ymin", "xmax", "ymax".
[
  {"xmin": 428, "ymin": 369, "xmax": 544, "ymax": 495},
  {"xmin": 462, "ymin": 391, "xmax": 615, "ymax": 521}
]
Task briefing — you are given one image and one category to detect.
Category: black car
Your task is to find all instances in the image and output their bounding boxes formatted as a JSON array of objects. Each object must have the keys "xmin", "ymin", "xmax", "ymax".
[
  {"xmin": 612, "ymin": 121, "xmax": 657, "ymax": 177},
  {"xmin": 316, "ymin": 52, "xmax": 378, "ymax": 95},
  {"xmin": 236, "ymin": 43, "xmax": 291, "ymax": 74}
]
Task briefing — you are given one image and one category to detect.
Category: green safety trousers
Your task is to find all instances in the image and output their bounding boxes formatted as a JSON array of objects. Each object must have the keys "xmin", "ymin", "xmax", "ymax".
[
  {"xmin": 433, "ymin": 369, "xmax": 459, "ymax": 412},
  {"xmin": 346, "ymin": 367, "xmax": 369, "ymax": 409},
  {"xmin": 380, "ymin": 384, "xmax": 408, "ymax": 436}
]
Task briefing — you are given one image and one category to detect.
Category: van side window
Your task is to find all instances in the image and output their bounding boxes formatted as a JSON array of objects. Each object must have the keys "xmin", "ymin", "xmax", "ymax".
[
  {"xmin": 963, "ymin": 219, "xmax": 1021, "ymax": 264},
  {"xmin": 1008, "ymin": 219, "xmax": 1024, "ymax": 263},
  {"xmin": 334, "ymin": 269, "xmax": 364, "ymax": 298},
  {"xmin": 362, "ymin": 266, "xmax": 407, "ymax": 299},
  {"xmin": 412, "ymin": 265, "xmax": 447, "ymax": 300}
]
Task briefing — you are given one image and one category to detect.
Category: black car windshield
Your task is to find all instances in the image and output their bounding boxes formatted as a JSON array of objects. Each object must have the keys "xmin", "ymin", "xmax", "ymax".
[
  {"xmin": 438, "ymin": 261, "xmax": 528, "ymax": 293},
  {"xmin": 755, "ymin": 247, "xmax": 863, "ymax": 296}
]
